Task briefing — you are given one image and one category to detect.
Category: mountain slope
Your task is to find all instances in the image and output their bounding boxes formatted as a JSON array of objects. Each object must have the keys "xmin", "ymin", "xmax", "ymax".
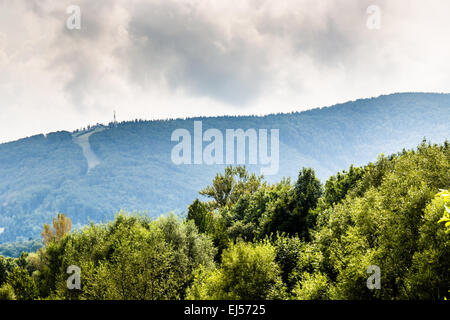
[{"xmin": 0, "ymin": 92, "xmax": 449, "ymax": 242}]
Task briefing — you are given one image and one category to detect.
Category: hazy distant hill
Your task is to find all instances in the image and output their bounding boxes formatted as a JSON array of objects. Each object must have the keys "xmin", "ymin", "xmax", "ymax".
[{"xmin": 0, "ymin": 92, "xmax": 449, "ymax": 243}]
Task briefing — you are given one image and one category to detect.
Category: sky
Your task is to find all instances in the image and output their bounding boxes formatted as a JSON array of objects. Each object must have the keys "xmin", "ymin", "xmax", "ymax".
[{"xmin": 0, "ymin": 0, "xmax": 450, "ymax": 143}]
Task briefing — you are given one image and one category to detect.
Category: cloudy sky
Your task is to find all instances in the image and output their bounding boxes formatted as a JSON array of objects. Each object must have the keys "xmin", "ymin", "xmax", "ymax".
[{"xmin": 0, "ymin": 0, "xmax": 449, "ymax": 143}]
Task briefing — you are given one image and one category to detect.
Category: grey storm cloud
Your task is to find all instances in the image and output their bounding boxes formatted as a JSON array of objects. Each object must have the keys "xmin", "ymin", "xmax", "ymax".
[
  {"xmin": 43, "ymin": 0, "xmax": 381, "ymax": 106},
  {"xmin": 1, "ymin": 0, "xmax": 450, "ymax": 142},
  {"xmin": 124, "ymin": 1, "xmax": 270, "ymax": 105},
  {"xmin": 121, "ymin": 0, "xmax": 362, "ymax": 104}
]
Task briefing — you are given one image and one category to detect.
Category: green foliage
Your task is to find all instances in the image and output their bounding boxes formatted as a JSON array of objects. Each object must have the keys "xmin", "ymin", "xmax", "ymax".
[
  {"xmin": 273, "ymin": 235, "xmax": 304, "ymax": 293},
  {"xmin": 199, "ymin": 165, "xmax": 263, "ymax": 210},
  {"xmin": 0, "ymin": 256, "xmax": 18, "ymax": 286},
  {"xmin": 293, "ymin": 272, "xmax": 330, "ymax": 300},
  {"xmin": 258, "ymin": 168, "xmax": 322, "ymax": 239},
  {"xmin": 437, "ymin": 190, "xmax": 450, "ymax": 233},
  {"xmin": 257, "ymin": 180, "xmax": 297, "ymax": 238},
  {"xmin": 403, "ymin": 189, "xmax": 450, "ymax": 299},
  {"xmin": 6, "ymin": 267, "xmax": 38, "ymax": 300},
  {"xmin": 324, "ymin": 165, "xmax": 364, "ymax": 206},
  {"xmin": 28, "ymin": 212, "xmax": 216, "ymax": 300},
  {"xmin": 155, "ymin": 214, "xmax": 217, "ymax": 297},
  {"xmin": 0, "ymin": 283, "xmax": 16, "ymax": 300},
  {"xmin": 187, "ymin": 199, "xmax": 214, "ymax": 234},
  {"xmin": 0, "ymin": 140, "xmax": 449, "ymax": 301},
  {"xmin": 313, "ymin": 142, "xmax": 450, "ymax": 300},
  {"xmin": 191, "ymin": 166, "xmax": 322, "ymax": 250},
  {"xmin": 187, "ymin": 241, "xmax": 285, "ymax": 300},
  {"xmin": 82, "ymin": 221, "xmax": 178, "ymax": 300},
  {"xmin": 190, "ymin": 166, "xmax": 267, "ymax": 255},
  {"xmin": 273, "ymin": 234, "xmax": 322, "ymax": 294},
  {"xmin": 292, "ymin": 168, "xmax": 323, "ymax": 239}
]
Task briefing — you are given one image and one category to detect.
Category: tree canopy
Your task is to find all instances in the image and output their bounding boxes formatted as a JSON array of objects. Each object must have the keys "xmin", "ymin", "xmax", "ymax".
[{"xmin": 0, "ymin": 141, "xmax": 448, "ymax": 300}]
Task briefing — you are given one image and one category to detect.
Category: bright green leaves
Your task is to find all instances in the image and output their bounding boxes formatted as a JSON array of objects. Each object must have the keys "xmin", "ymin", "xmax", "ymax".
[
  {"xmin": 437, "ymin": 190, "xmax": 450, "ymax": 233},
  {"xmin": 187, "ymin": 240, "xmax": 285, "ymax": 300}
]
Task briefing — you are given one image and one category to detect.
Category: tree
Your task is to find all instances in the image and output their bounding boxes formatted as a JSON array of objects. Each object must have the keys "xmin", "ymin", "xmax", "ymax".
[
  {"xmin": 312, "ymin": 142, "xmax": 450, "ymax": 300},
  {"xmin": 324, "ymin": 165, "xmax": 364, "ymax": 206},
  {"xmin": 156, "ymin": 214, "xmax": 216, "ymax": 298},
  {"xmin": 259, "ymin": 179, "xmax": 296, "ymax": 237},
  {"xmin": 404, "ymin": 189, "xmax": 450, "ymax": 299},
  {"xmin": 6, "ymin": 268, "xmax": 38, "ymax": 300},
  {"xmin": 37, "ymin": 212, "xmax": 216, "ymax": 300},
  {"xmin": 273, "ymin": 234, "xmax": 322, "ymax": 294},
  {"xmin": 81, "ymin": 219, "xmax": 178, "ymax": 300},
  {"xmin": 187, "ymin": 199, "xmax": 214, "ymax": 234},
  {"xmin": 187, "ymin": 241, "xmax": 285, "ymax": 300},
  {"xmin": 195, "ymin": 166, "xmax": 265, "ymax": 257},
  {"xmin": 292, "ymin": 168, "xmax": 323, "ymax": 239},
  {"xmin": 259, "ymin": 168, "xmax": 322, "ymax": 239},
  {"xmin": 199, "ymin": 166, "xmax": 263, "ymax": 209},
  {"xmin": 41, "ymin": 213, "xmax": 72, "ymax": 245},
  {"xmin": 0, "ymin": 283, "xmax": 16, "ymax": 300},
  {"xmin": 293, "ymin": 272, "xmax": 330, "ymax": 300},
  {"xmin": 0, "ymin": 256, "xmax": 18, "ymax": 287}
]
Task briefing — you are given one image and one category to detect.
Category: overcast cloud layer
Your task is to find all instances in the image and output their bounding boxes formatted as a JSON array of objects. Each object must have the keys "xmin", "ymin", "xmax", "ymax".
[{"xmin": 0, "ymin": 0, "xmax": 450, "ymax": 143}]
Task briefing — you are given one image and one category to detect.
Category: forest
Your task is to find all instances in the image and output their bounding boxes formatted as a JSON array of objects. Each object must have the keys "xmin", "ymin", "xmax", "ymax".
[
  {"xmin": 0, "ymin": 140, "xmax": 448, "ymax": 300},
  {"xmin": 0, "ymin": 92, "xmax": 449, "ymax": 243}
]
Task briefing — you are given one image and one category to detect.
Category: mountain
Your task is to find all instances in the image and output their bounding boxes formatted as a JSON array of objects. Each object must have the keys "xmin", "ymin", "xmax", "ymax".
[{"xmin": 0, "ymin": 92, "xmax": 449, "ymax": 243}]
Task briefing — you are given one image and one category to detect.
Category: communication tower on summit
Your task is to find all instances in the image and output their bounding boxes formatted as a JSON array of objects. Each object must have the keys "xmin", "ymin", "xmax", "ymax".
[{"xmin": 112, "ymin": 110, "xmax": 118, "ymax": 127}]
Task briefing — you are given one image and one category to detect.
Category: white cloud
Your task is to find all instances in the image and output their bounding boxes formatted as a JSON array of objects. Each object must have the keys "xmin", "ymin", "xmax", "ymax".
[{"xmin": 1, "ymin": 0, "xmax": 450, "ymax": 143}]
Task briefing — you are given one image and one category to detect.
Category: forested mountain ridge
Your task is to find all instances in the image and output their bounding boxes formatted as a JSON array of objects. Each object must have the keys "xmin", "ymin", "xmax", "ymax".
[
  {"xmin": 0, "ymin": 92, "xmax": 449, "ymax": 243},
  {"xmin": 0, "ymin": 141, "xmax": 448, "ymax": 300}
]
